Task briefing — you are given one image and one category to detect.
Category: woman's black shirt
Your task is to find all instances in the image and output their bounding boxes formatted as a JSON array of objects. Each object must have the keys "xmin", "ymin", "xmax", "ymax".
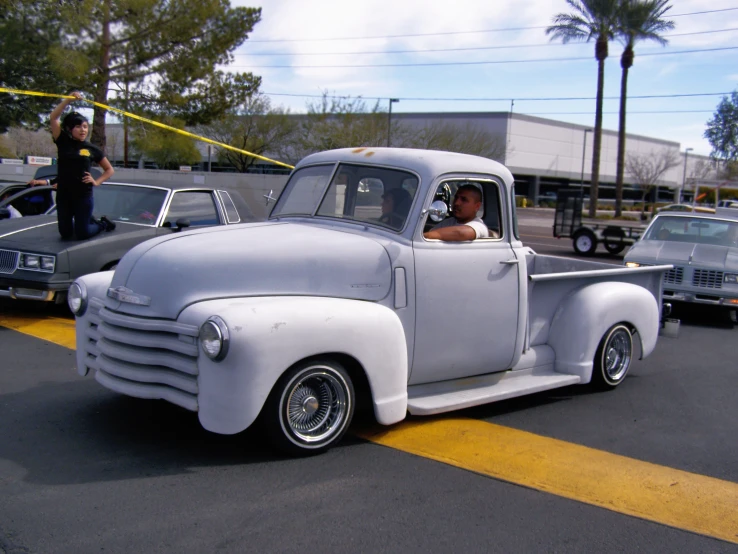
[{"xmin": 54, "ymin": 131, "xmax": 104, "ymax": 198}]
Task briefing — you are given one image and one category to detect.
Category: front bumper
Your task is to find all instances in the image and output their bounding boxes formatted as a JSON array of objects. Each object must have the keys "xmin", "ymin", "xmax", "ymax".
[
  {"xmin": 663, "ymin": 288, "xmax": 738, "ymax": 307},
  {"xmin": 0, "ymin": 278, "xmax": 71, "ymax": 301}
]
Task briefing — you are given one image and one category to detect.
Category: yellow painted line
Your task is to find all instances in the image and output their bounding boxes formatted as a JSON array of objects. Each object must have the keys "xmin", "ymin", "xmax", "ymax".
[
  {"xmin": 0, "ymin": 313, "xmax": 76, "ymax": 349},
  {"xmin": 358, "ymin": 418, "xmax": 738, "ymax": 545}
]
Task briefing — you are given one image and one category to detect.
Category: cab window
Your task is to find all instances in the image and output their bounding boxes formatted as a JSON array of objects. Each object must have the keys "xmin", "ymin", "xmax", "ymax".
[{"xmin": 425, "ymin": 179, "xmax": 503, "ymax": 239}]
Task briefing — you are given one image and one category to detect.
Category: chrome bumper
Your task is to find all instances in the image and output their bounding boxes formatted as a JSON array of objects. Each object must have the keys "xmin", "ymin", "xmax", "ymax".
[
  {"xmin": 0, "ymin": 286, "xmax": 56, "ymax": 301},
  {"xmin": 663, "ymin": 289, "xmax": 738, "ymax": 307}
]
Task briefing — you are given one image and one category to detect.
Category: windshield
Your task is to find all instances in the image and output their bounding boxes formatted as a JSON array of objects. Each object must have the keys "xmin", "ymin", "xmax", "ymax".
[
  {"xmin": 73, "ymin": 185, "xmax": 168, "ymax": 225},
  {"xmin": 645, "ymin": 215, "xmax": 738, "ymax": 247},
  {"xmin": 272, "ymin": 163, "xmax": 419, "ymax": 232}
]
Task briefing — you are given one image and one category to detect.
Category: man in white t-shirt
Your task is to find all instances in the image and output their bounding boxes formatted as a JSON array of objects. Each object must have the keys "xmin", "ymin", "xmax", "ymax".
[{"xmin": 423, "ymin": 184, "xmax": 492, "ymax": 241}]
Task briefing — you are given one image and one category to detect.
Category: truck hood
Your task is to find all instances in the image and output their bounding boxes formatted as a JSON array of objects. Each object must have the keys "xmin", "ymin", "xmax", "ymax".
[
  {"xmin": 626, "ymin": 240, "xmax": 738, "ymax": 270},
  {"xmin": 107, "ymin": 222, "xmax": 393, "ymax": 319}
]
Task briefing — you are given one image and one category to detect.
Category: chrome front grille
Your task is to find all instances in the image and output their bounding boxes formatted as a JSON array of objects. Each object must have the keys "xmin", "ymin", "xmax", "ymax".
[
  {"xmin": 81, "ymin": 298, "xmax": 200, "ymax": 411},
  {"xmin": 0, "ymin": 249, "xmax": 19, "ymax": 274},
  {"xmin": 692, "ymin": 269, "xmax": 723, "ymax": 289},
  {"xmin": 663, "ymin": 266, "xmax": 684, "ymax": 285}
]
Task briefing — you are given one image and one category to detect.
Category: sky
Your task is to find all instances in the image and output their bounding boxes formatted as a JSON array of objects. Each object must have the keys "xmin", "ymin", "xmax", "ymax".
[{"xmin": 229, "ymin": 0, "xmax": 738, "ymax": 157}]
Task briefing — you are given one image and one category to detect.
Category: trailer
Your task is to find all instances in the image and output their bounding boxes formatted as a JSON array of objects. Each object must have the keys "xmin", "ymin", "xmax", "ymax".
[{"xmin": 553, "ymin": 189, "xmax": 646, "ymax": 256}]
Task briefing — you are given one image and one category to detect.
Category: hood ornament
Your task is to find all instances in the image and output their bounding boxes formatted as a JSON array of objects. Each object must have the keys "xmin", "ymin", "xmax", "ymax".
[{"xmin": 107, "ymin": 286, "xmax": 151, "ymax": 306}]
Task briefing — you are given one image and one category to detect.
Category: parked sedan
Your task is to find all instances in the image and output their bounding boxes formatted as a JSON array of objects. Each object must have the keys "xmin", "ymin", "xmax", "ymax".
[
  {"xmin": 655, "ymin": 203, "xmax": 715, "ymax": 214},
  {"xmin": 0, "ymin": 181, "xmax": 255, "ymax": 303},
  {"xmin": 624, "ymin": 209, "xmax": 738, "ymax": 317}
]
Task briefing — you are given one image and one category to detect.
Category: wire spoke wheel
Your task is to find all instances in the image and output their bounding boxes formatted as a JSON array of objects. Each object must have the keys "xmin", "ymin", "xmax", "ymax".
[
  {"xmin": 285, "ymin": 372, "xmax": 347, "ymax": 442},
  {"xmin": 593, "ymin": 324, "xmax": 633, "ymax": 389},
  {"xmin": 266, "ymin": 360, "xmax": 355, "ymax": 455}
]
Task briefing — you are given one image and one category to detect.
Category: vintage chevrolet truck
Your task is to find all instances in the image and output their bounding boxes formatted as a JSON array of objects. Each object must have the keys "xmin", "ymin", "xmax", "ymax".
[{"xmin": 69, "ymin": 148, "xmax": 672, "ymax": 455}]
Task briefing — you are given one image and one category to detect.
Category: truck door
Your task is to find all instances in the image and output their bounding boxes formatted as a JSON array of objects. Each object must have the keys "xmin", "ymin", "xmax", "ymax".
[{"xmin": 410, "ymin": 179, "xmax": 519, "ymax": 385}]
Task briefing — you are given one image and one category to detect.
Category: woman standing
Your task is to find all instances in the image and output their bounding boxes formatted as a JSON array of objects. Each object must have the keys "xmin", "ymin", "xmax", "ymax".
[{"xmin": 50, "ymin": 91, "xmax": 115, "ymax": 239}]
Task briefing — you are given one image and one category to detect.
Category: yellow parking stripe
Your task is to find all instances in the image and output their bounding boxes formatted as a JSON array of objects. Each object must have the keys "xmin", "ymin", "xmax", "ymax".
[
  {"xmin": 359, "ymin": 419, "xmax": 738, "ymax": 545},
  {"xmin": 3, "ymin": 313, "xmax": 737, "ymax": 544},
  {"xmin": 0, "ymin": 314, "xmax": 76, "ymax": 349}
]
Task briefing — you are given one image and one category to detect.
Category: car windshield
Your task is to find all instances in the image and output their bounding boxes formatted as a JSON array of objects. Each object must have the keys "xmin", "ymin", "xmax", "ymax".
[
  {"xmin": 271, "ymin": 163, "xmax": 419, "ymax": 231},
  {"xmin": 645, "ymin": 215, "xmax": 738, "ymax": 247},
  {"xmin": 48, "ymin": 185, "xmax": 168, "ymax": 224}
]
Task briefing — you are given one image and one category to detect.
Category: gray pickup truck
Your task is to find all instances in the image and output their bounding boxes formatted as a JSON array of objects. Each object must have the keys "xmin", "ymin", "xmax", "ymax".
[{"xmin": 69, "ymin": 148, "xmax": 672, "ymax": 455}]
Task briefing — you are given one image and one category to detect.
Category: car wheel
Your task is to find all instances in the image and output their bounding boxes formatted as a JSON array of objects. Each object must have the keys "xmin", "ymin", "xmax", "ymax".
[
  {"xmin": 592, "ymin": 324, "xmax": 633, "ymax": 390},
  {"xmin": 264, "ymin": 359, "xmax": 355, "ymax": 456},
  {"xmin": 573, "ymin": 228, "xmax": 597, "ymax": 256}
]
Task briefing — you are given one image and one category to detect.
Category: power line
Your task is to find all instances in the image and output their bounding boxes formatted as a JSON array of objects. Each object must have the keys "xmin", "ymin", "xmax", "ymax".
[
  {"xmin": 523, "ymin": 110, "xmax": 714, "ymax": 115},
  {"xmin": 239, "ymin": 28, "xmax": 738, "ymax": 57},
  {"xmin": 237, "ymin": 46, "xmax": 738, "ymax": 69},
  {"xmin": 261, "ymin": 91, "xmax": 734, "ymax": 102},
  {"xmin": 247, "ymin": 7, "xmax": 738, "ymax": 43}
]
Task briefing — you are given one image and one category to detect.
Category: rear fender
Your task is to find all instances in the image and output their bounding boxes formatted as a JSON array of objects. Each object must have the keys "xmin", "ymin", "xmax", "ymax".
[
  {"xmin": 178, "ymin": 296, "xmax": 408, "ymax": 435},
  {"xmin": 547, "ymin": 282, "xmax": 659, "ymax": 382}
]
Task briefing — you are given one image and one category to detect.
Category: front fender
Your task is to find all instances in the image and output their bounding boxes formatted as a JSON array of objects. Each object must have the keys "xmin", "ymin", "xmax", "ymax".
[
  {"xmin": 179, "ymin": 296, "xmax": 408, "ymax": 435},
  {"xmin": 547, "ymin": 282, "xmax": 659, "ymax": 382}
]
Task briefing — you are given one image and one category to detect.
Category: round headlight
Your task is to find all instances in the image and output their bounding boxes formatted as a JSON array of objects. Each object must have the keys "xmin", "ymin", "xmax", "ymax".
[
  {"xmin": 199, "ymin": 316, "xmax": 229, "ymax": 361},
  {"xmin": 67, "ymin": 281, "xmax": 88, "ymax": 316}
]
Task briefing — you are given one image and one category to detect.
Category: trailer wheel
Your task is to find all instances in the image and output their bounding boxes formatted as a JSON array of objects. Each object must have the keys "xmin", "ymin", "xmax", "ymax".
[
  {"xmin": 602, "ymin": 227, "xmax": 626, "ymax": 255},
  {"xmin": 572, "ymin": 228, "xmax": 597, "ymax": 256},
  {"xmin": 592, "ymin": 324, "xmax": 633, "ymax": 390}
]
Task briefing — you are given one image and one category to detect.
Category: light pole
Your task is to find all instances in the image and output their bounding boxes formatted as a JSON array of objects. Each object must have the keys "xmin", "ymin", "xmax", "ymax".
[
  {"xmin": 387, "ymin": 98, "xmax": 400, "ymax": 147},
  {"xmin": 580, "ymin": 128, "xmax": 593, "ymax": 186},
  {"xmin": 680, "ymin": 147, "xmax": 693, "ymax": 203}
]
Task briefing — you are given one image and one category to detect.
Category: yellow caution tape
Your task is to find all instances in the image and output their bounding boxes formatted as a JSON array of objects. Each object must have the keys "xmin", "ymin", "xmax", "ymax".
[{"xmin": 0, "ymin": 87, "xmax": 295, "ymax": 170}]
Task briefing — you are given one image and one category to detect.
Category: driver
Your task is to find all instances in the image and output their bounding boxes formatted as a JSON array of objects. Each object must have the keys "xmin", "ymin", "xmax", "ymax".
[{"xmin": 423, "ymin": 184, "xmax": 490, "ymax": 241}]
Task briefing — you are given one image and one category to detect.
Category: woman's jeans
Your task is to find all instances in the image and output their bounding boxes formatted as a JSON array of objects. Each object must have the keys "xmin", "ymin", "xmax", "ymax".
[{"xmin": 56, "ymin": 192, "xmax": 102, "ymax": 240}]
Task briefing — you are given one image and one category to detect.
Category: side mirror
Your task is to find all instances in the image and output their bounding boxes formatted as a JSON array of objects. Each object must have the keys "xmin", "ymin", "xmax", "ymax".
[
  {"xmin": 175, "ymin": 218, "xmax": 191, "ymax": 232},
  {"xmin": 427, "ymin": 200, "xmax": 449, "ymax": 223},
  {"xmin": 0, "ymin": 208, "xmax": 9, "ymax": 220}
]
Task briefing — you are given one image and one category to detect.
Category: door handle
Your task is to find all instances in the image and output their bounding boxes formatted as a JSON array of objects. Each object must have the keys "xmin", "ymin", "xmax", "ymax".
[{"xmin": 500, "ymin": 259, "xmax": 519, "ymax": 265}]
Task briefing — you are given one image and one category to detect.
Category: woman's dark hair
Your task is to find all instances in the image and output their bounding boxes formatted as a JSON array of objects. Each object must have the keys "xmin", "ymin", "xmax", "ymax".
[
  {"xmin": 62, "ymin": 111, "xmax": 88, "ymax": 132},
  {"xmin": 384, "ymin": 187, "xmax": 412, "ymax": 217}
]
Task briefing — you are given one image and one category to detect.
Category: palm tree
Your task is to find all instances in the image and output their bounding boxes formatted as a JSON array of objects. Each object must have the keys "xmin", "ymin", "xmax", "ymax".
[
  {"xmin": 613, "ymin": 0, "xmax": 674, "ymax": 217},
  {"xmin": 547, "ymin": 0, "xmax": 620, "ymax": 218}
]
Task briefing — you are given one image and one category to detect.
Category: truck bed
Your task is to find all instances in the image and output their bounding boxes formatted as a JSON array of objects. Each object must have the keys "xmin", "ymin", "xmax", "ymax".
[{"xmin": 524, "ymin": 254, "xmax": 671, "ymax": 348}]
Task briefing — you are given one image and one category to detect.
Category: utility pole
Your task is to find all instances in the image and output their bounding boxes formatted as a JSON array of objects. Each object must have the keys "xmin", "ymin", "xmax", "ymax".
[
  {"xmin": 679, "ymin": 147, "xmax": 693, "ymax": 203},
  {"xmin": 123, "ymin": 48, "xmax": 129, "ymax": 168},
  {"xmin": 387, "ymin": 98, "xmax": 399, "ymax": 147}
]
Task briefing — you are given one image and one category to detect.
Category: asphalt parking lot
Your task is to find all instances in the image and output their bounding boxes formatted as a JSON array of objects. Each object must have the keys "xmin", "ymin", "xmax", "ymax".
[{"xmin": 1, "ymin": 212, "xmax": 737, "ymax": 553}]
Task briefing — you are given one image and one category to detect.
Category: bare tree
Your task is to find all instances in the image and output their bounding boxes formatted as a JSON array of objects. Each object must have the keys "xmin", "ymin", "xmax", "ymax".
[
  {"xmin": 197, "ymin": 95, "xmax": 297, "ymax": 173},
  {"xmin": 0, "ymin": 135, "xmax": 15, "ymax": 158},
  {"xmin": 400, "ymin": 120, "xmax": 506, "ymax": 161},
  {"xmin": 626, "ymin": 148, "xmax": 680, "ymax": 217},
  {"xmin": 7, "ymin": 127, "xmax": 56, "ymax": 158},
  {"xmin": 289, "ymin": 93, "xmax": 388, "ymax": 163},
  {"xmin": 106, "ymin": 129, "xmax": 120, "ymax": 165}
]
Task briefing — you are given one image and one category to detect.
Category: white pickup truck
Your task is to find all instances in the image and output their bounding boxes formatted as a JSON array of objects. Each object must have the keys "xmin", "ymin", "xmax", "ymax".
[{"xmin": 70, "ymin": 148, "xmax": 671, "ymax": 455}]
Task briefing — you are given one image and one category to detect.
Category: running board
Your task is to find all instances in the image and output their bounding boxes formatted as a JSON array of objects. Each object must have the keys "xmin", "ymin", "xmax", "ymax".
[{"xmin": 407, "ymin": 368, "xmax": 582, "ymax": 416}]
